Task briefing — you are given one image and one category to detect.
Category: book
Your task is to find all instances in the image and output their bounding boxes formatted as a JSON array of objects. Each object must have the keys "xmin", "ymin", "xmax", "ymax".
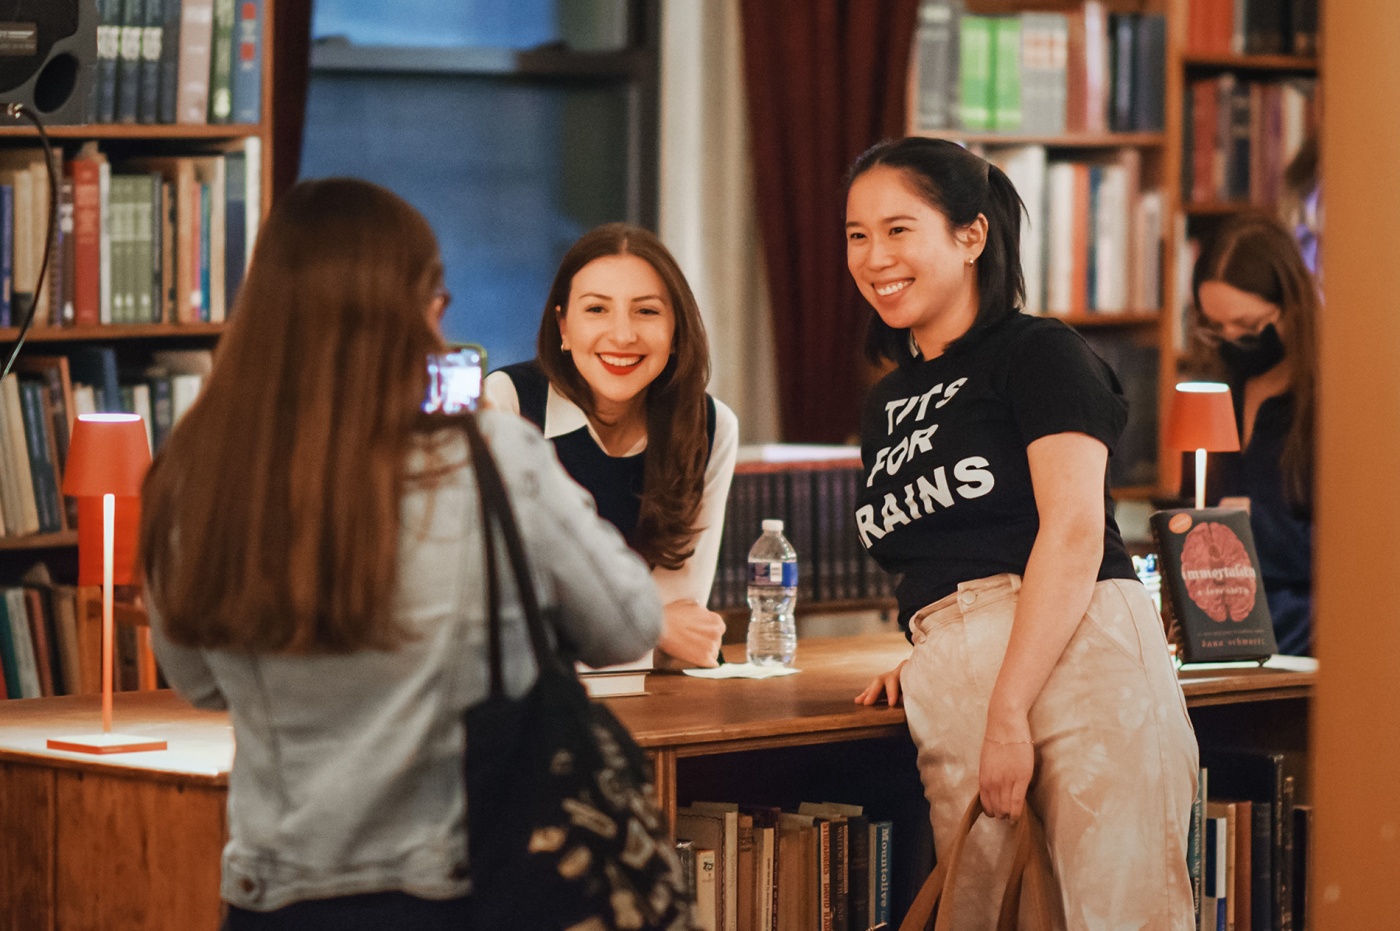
[
  {"xmin": 96, "ymin": 0, "xmax": 124, "ymax": 123},
  {"xmin": 157, "ymin": 0, "xmax": 183, "ymax": 123},
  {"xmin": 1151, "ymin": 508, "xmax": 1279, "ymax": 663},
  {"xmin": 1207, "ymin": 801, "xmax": 1237, "ymax": 931},
  {"xmin": 0, "ymin": 374, "xmax": 41, "ymax": 536},
  {"xmin": 776, "ymin": 813, "xmax": 818, "ymax": 931},
  {"xmin": 0, "ymin": 183, "xmax": 12, "ymax": 327},
  {"xmin": 909, "ymin": 0, "xmax": 959, "ymax": 133},
  {"xmin": 231, "ymin": 0, "xmax": 263, "ymax": 124},
  {"xmin": 0, "ymin": 588, "xmax": 42, "ymax": 698},
  {"xmin": 1018, "ymin": 13, "xmax": 1068, "ymax": 137},
  {"xmin": 956, "ymin": 14, "xmax": 994, "ymax": 131},
  {"xmin": 209, "ymin": 0, "xmax": 236, "ymax": 123},
  {"xmin": 579, "ymin": 670, "xmax": 648, "ymax": 698},
  {"xmin": 116, "ymin": 0, "xmax": 147, "ymax": 123},
  {"xmin": 695, "ymin": 847, "xmax": 719, "ymax": 931},
  {"xmin": 677, "ymin": 806, "xmax": 737, "ymax": 931},
  {"xmin": 176, "ymin": 0, "xmax": 216, "ymax": 124},
  {"xmin": 138, "ymin": 0, "xmax": 165, "ymax": 123},
  {"xmin": 1199, "ymin": 747, "xmax": 1303, "ymax": 931},
  {"xmin": 989, "ymin": 16, "xmax": 1022, "ymax": 132}
]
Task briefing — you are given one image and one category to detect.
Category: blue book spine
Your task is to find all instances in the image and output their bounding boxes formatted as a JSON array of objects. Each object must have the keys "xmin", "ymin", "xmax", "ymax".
[
  {"xmin": 200, "ymin": 182, "xmax": 212, "ymax": 321},
  {"xmin": 873, "ymin": 820, "xmax": 892, "ymax": 925},
  {"xmin": 0, "ymin": 184, "xmax": 12, "ymax": 327},
  {"xmin": 138, "ymin": 0, "xmax": 165, "ymax": 123},
  {"xmin": 97, "ymin": 0, "xmax": 123, "ymax": 123},
  {"xmin": 116, "ymin": 0, "xmax": 147, "ymax": 123},
  {"xmin": 0, "ymin": 597, "xmax": 22, "ymax": 698},
  {"xmin": 231, "ymin": 0, "xmax": 263, "ymax": 124}
]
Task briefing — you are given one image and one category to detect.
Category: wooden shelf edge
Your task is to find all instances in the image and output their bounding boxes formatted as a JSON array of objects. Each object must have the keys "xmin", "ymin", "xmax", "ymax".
[
  {"xmin": 1, "ymin": 323, "xmax": 227, "ymax": 343},
  {"xmin": 1179, "ymin": 52, "xmax": 1319, "ymax": 72},
  {"xmin": 0, "ymin": 123, "xmax": 266, "ymax": 140},
  {"xmin": 0, "ymin": 531, "xmax": 78, "ymax": 551},
  {"xmin": 912, "ymin": 130, "xmax": 1166, "ymax": 148}
]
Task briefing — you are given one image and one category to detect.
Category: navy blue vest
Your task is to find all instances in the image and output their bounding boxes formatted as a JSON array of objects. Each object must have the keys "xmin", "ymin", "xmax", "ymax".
[{"xmin": 499, "ymin": 360, "xmax": 717, "ymax": 541}]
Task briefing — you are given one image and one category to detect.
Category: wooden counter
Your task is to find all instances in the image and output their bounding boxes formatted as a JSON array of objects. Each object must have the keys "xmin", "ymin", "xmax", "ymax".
[{"xmin": 0, "ymin": 633, "xmax": 1314, "ymax": 930}]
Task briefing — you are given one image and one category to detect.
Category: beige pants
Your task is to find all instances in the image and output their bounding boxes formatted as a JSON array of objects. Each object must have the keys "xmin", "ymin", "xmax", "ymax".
[{"xmin": 901, "ymin": 574, "xmax": 1198, "ymax": 931}]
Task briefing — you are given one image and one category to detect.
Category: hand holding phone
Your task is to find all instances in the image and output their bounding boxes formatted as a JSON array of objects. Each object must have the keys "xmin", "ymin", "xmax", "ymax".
[{"xmin": 423, "ymin": 345, "xmax": 485, "ymax": 414}]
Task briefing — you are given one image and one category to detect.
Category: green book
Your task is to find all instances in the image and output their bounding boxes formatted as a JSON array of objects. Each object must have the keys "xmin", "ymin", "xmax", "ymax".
[
  {"xmin": 957, "ymin": 14, "xmax": 994, "ymax": 131},
  {"xmin": 991, "ymin": 15, "xmax": 1023, "ymax": 132},
  {"xmin": 208, "ymin": 0, "xmax": 236, "ymax": 123}
]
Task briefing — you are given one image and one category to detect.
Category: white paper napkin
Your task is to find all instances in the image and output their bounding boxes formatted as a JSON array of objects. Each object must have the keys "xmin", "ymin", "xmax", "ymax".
[{"xmin": 682, "ymin": 663, "xmax": 801, "ymax": 679}]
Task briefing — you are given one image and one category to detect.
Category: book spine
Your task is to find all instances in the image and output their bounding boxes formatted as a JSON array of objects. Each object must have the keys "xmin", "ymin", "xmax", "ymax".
[
  {"xmin": 116, "ymin": 0, "xmax": 146, "ymax": 123},
  {"xmin": 0, "ymin": 184, "xmax": 11, "ymax": 328},
  {"xmin": 176, "ymin": 0, "xmax": 216, "ymax": 124},
  {"xmin": 96, "ymin": 0, "xmax": 123, "ymax": 123},
  {"xmin": 69, "ymin": 160, "xmax": 102, "ymax": 327},
  {"xmin": 957, "ymin": 15, "xmax": 993, "ymax": 132},
  {"xmin": 912, "ymin": 0, "xmax": 957, "ymax": 132},
  {"xmin": 17, "ymin": 380, "xmax": 61, "ymax": 534},
  {"xmin": 873, "ymin": 821, "xmax": 892, "ymax": 926},
  {"xmin": 991, "ymin": 16, "xmax": 1022, "ymax": 132},
  {"xmin": 157, "ymin": 0, "xmax": 182, "ymax": 123},
  {"xmin": 208, "ymin": 0, "xmax": 236, "ymax": 123},
  {"xmin": 138, "ymin": 0, "xmax": 165, "ymax": 123},
  {"xmin": 232, "ymin": 0, "xmax": 264, "ymax": 124}
]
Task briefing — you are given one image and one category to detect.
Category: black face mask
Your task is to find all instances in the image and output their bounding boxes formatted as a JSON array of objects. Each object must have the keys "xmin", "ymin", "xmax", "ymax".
[{"xmin": 1219, "ymin": 323, "xmax": 1285, "ymax": 379}]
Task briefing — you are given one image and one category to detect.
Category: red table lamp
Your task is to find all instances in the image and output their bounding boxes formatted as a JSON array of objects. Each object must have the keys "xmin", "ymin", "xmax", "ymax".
[
  {"xmin": 1167, "ymin": 382, "xmax": 1241, "ymax": 510},
  {"xmin": 46, "ymin": 414, "xmax": 166, "ymax": 755}
]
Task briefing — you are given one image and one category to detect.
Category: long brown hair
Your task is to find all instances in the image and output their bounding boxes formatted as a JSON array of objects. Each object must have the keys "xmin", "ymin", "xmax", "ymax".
[
  {"xmin": 141, "ymin": 178, "xmax": 445, "ymax": 652},
  {"xmin": 535, "ymin": 223, "xmax": 711, "ymax": 570},
  {"xmin": 1192, "ymin": 213, "xmax": 1319, "ymax": 509}
]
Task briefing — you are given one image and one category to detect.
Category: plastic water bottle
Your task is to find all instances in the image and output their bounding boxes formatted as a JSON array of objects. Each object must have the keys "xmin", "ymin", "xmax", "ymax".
[{"xmin": 746, "ymin": 519, "xmax": 798, "ymax": 666}]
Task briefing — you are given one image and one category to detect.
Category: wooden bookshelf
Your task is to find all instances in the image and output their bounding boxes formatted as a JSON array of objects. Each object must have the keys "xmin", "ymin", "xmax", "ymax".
[{"xmin": 0, "ymin": 2, "xmax": 278, "ymax": 679}]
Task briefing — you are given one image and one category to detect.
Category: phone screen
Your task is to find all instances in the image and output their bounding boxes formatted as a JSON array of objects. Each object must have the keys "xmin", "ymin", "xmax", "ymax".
[{"xmin": 423, "ymin": 344, "xmax": 485, "ymax": 413}]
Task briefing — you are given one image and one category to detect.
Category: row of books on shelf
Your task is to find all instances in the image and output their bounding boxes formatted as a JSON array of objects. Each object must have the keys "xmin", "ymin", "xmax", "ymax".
[
  {"xmin": 0, "ymin": 566, "xmax": 153, "ymax": 700},
  {"xmin": 0, "ymin": 348, "xmax": 210, "ymax": 538},
  {"xmin": 0, "ymin": 141, "xmax": 258, "ymax": 329},
  {"xmin": 1183, "ymin": 76, "xmax": 1315, "ymax": 208},
  {"xmin": 675, "ymin": 800, "xmax": 892, "ymax": 931},
  {"xmin": 1185, "ymin": 0, "xmax": 1319, "ymax": 57},
  {"xmin": 711, "ymin": 453, "xmax": 894, "ymax": 613},
  {"xmin": 90, "ymin": 0, "xmax": 263, "ymax": 126},
  {"xmin": 910, "ymin": 0, "xmax": 1165, "ymax": 137},
  {"xmin": 985, "ymin": 145, "xmax": 1163, "ymax": 317},
  {"xmin": 1191, "ymin": 747, "xmax": 1310, "ymax": 931}
]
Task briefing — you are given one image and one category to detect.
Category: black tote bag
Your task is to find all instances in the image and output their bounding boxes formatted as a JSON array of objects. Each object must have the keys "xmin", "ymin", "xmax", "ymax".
[{"xmin": 459, "ymin": 413, "xmax": 694, "ymax": 931}]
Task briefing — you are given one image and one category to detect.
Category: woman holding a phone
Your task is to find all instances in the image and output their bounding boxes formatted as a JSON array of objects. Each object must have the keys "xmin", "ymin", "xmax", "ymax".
[{"xmin": 484, "ymin": 224, "xmax": 737, "ymax": 668}]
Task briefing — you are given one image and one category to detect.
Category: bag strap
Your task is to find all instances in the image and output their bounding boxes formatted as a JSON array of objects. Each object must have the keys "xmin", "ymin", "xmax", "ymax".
[
  {"xmin": 461, "ymin": 413, "xmax": 566, "ymax": 698},
  {"xmin": 899, "ymin": 795, "xmax": 1056, "ymax": 931}
]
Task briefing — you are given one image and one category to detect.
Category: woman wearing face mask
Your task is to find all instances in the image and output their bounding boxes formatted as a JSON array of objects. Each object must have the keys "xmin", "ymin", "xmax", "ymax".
[
  {"xmin": 1191, "ymin": 213, "xmax": 1319, "ymax": 656},
  {"xmin": 484, "ymin": 224, "xmax": 737, "ymax": 668}
]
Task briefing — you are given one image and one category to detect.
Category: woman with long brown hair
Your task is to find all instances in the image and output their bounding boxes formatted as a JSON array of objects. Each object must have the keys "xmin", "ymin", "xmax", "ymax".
[
  {"xmin": 142, "ymin": 179, "xmax": 661, "ymax": 929},
  {"xmin": 485, "ymin": 223, "xmax": 737, "ymax": 668},
  {"xmin": 1191, "ymin": 212, "xmax": 1319, "ymax": 655}
]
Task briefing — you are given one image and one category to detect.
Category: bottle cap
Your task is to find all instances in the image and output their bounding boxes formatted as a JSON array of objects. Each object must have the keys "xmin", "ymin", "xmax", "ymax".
[{"xmin": 762, "ymin": 519, "xmax": 784, "ymax": 533}]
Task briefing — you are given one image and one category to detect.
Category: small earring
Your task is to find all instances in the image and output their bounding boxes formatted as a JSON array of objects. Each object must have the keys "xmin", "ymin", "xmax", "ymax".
[{"xmin": 966, "ymin": 257, "xmax": 976, "ymax": 266}]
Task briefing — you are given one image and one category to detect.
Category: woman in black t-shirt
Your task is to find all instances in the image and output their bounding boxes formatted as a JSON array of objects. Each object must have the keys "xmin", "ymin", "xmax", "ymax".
[{"xmin": 848, "ymin": 138, "xmax": 1196, "ymax": 929}]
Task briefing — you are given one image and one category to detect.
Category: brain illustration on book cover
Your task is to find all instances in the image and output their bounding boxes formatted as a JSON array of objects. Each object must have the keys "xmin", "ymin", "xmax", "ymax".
[{"xmin": 1150, "ymin": 508, "xmax": 1278, "ymax": 663}]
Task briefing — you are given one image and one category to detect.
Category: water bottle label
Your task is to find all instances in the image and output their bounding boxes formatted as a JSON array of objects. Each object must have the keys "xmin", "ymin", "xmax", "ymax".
[{"xmin": 749, "ymin": 560, "xmax": 798, "ymax": 587}]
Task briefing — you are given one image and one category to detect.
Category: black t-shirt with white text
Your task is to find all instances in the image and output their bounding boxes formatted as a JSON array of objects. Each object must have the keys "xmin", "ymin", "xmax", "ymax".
[{"xmin": 857, "ymin": 312, "xmax": 1138, "ymax": 629}]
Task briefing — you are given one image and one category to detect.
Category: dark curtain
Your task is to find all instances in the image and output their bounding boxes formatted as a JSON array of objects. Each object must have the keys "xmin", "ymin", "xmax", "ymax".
[
  {"xmin": 272, "ymin": 0, "xmax": 313, "ymax": 201},
  {"xmin": 739, "ymin": 0, "xmax": 920, "ymax": 443}
]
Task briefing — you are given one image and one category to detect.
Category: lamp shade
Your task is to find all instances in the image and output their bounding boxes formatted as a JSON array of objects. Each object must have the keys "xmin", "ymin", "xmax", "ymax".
[
  {"xmin": 62, "ymin": 414, "xmax": 152, "ymax": 498},
  {"xmin": 1167, "ymin": 382, "xmax": 1241, "ymax": 452}
]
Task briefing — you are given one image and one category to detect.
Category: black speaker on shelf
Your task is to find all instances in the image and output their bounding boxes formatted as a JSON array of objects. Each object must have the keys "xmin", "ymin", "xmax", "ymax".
[{"xmin": 0, "ymin": 0, "xmax": 95, "ymax": 125}]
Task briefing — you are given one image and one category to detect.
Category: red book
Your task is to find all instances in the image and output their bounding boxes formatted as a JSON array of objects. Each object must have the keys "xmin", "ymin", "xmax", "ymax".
[
  {"xmin": 67, "ymin": 153, "xmax": 105, "ymax": 326},
  {"xmin": 22, "ymin": 587, "xmax": 55, "ymax": 696}
]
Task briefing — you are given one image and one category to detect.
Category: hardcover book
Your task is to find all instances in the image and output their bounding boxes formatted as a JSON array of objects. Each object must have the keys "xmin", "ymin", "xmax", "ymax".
[{"xmin": 1151, "ymin": 508, "xmax": 1278, "ymax": 664}]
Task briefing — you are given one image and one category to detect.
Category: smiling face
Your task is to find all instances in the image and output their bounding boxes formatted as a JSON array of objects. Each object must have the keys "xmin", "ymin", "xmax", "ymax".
[
  {"xmin": 558, "ymin": 253, "xmax": 676, "ymax": 419},
  {"xmin": 845, "ymin": 165, "xmax": 984, "ymax": 357}
]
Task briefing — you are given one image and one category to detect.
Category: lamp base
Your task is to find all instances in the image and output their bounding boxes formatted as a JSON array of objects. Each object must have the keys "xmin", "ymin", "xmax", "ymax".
[{"xmin": 47, "ymin": 733, "xmax": 169, "ymax": 754}]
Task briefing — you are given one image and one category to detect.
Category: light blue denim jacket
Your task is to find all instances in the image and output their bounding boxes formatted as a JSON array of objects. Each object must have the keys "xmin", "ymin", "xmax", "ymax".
[{"xmin": 149, "ymin": 411, "xmax": 663, "ymax": 911}]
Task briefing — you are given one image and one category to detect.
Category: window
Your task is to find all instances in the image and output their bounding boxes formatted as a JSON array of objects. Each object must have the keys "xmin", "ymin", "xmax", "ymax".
[{"xmin": 300, "ymin": 0, "xmax": 658, "ymax": 367}]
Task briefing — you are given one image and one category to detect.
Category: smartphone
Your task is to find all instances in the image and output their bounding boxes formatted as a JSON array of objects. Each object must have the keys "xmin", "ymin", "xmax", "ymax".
[{"xmin": 423, "ymin": 344, "xmax": 486, "ymax": 414}]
